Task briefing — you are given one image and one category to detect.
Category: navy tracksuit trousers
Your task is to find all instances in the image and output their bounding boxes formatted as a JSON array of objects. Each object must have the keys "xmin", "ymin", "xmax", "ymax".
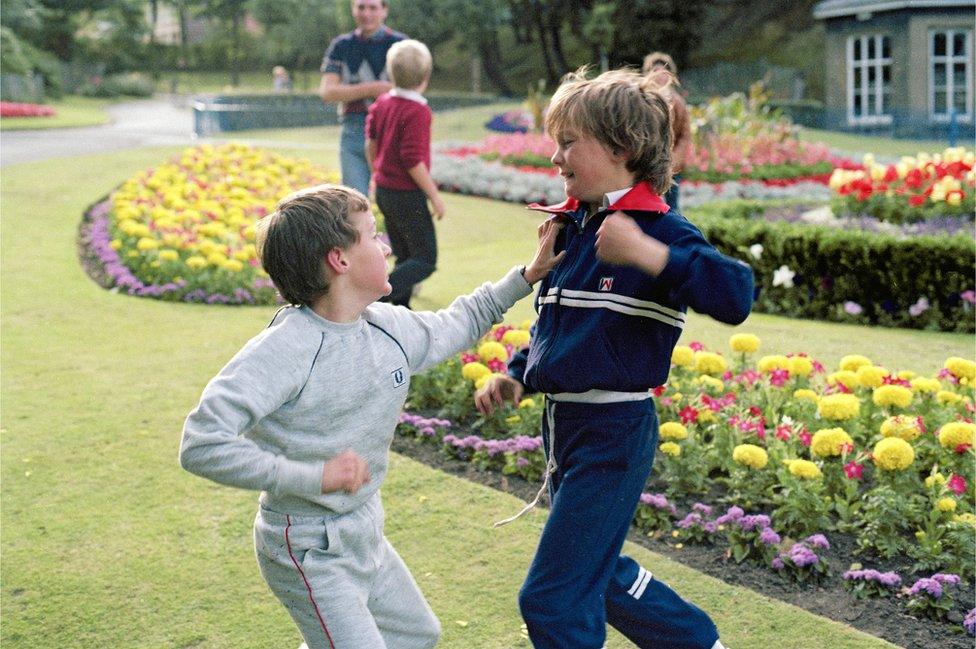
[{"xmin": 519, "ymin": 397, "xmax": 720, "ymax": 649}]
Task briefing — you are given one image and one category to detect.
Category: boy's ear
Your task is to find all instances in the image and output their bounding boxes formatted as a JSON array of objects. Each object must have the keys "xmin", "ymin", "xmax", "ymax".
[{"xmin": 325, "ymin": 247, "xmax": 349, "ymax": 274}]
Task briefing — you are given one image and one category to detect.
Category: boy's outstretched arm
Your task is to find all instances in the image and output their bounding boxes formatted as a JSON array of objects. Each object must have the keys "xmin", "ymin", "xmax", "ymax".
[
  {"xmin": 380, "ymin": 218, "xmax": 564, "ymax": 374},
  {"xmin": 596, "ymin": 211, "xmax": 753, "ymax": 325}
]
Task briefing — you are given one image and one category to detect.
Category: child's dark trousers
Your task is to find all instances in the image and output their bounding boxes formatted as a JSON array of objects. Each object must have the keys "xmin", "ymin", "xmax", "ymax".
[
  {"xmin": 520, "ymin": 395, "xmax": 720, "ymax": 649},
  {"xmin": 376, "ymin": 186, "xmax": 437, "ymax": 308}
]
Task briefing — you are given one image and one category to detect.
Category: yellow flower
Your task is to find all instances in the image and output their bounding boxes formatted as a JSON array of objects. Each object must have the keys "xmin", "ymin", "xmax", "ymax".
[
  {"xmin": 659, "ymin": 442, "xmax": 681, "ymax": 457},
  {"xmin": 788, "ymin": 459, "xmax": 822, "ymax": 479},
  {"xmin": 817, "ymin": 393, "xmax": 860, "ymax": 420},
  {"xmin": 659, "ymin": 422, "xmax": 688, "ymax": 441},
  {"xmin": 158, "ymin": 249, "xmax": 179, "ymax": 262},
  {"xmin": 839, "ymin": 355, "xmax": 872, "ymax": 372},
  {"xmin": 110, "ymin": 239, "xmax": 123, "ymax": 250},
  {"xmin": 880, "ymin": 415, "xmax": 921, "ymax": 441},
  {"xmin": 872, "ymin": 437, "xmax": 915, "ymax": 471},
  {"xmin": 758, "ymin": 355, "xmax": 790, "ymax": 373},
  {"xmin": 732, "ymin": 444, "xmax": 769, "ymax": 469},
  {"xmin": 872, "ymin": 385, "xmax": 913, "ymax": 408},
  {"xmin": 185, "ymin": 255, "xmax": 208, "ymax": 270},
  {"xmin": 502, "ymin": 329, "xmax": 531, "ymax": 348},
  {"xmin": 788, "ymin": 356, "xmax": 814, "ymax": 377},
  {"xmin": 206, "ymin": 251, "xmax": 228, "ymax": 266},
  {"xmin": 827, "ymin": 371, "xmax": 859, "ymax": 390},
  {"xmin": 936, "ymin": 497, "xmax": 957, "ymax": 512},
  {"xmin": 519, "ymin": 318, "xmax": 534, "ymax": 331},
  {"xmin": 945, "ymin": 357, "xmax": 976, "ymax": 381},
  {"xmin": 477, "ymin": 341, "xmax": 508, "ymax": 363},
  {"xmin": 697, "ymin": 409, "xmax": 717, "ymax": 423},
  {"xmin": 518, "ymin": 398, "xmax": 536, "ymax": 409},
  {"xmin": 694, "ymin": 351, "xmax": 727, "ymax": 376},
  {"xmin": 810, "ymin": 427, "xmax": 854, "ymax": 458},
  {"xmin": 953, "ymin": 512, "xmax": 976, "ymax": 527},
  {"xmin": 793, "ymin": 389, "xmax": 819, "ymax": 403},
  {"xmin": 897, "ymin": 370, "xmax": 917, "ymax": 380},
  {"xmin": 671, "ymin": 345, "xmax": 694, "ymax": 367},
  {"xmin": 136, "ymin": 237, "xmax": 160, "ymax": 251},
  {"xmin": 925, "ymin": 473, "xmax": 947, "ymax": 488},
  {"xmin": 937, "ymin": 390, "xmax": 963, "ymax": 405},
  {"xmin": 938, "ymin": 422, "xmax": 976, "ymax": 449},
  {"xmin": 696, "ymin": 375, "xmax": 724, "ymax": 392},
  {"xmin": 461, "ymin": 362, "xmax": 491, "ymax": 382},
  {"xmin": 729, "ymin": 333, "xmax": 760, "ymax": 353},
  {"xmin": 910, "ymin": 377, "xmax": 941, "ymax": 394},
  {"xmin": 856, "ymin": 365, "xmax": 888, "ymax": 388},
  {"xmin": 505, "ymin": 415, "xmax": 521, "ymax": 425},
  {"xmin": 221, "ymin": 259, "xmax": 244, "ymax": 273}
]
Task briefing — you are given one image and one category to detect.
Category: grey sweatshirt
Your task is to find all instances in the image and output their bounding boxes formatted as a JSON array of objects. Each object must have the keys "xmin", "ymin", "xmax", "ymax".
[{"xmin": 180, "ymin": 267, "xmax": 531, "ymax": 515}]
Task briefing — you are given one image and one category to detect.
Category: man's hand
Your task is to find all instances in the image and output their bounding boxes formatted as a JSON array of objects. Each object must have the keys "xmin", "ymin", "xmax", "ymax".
[
  {"xmin": 595, "ymin": 211, "xmax": 669, "ymax": 277},
  {"xmin": 321, "ymin": 450, "xmax": 371, "ymax": 494},
  {"xmin": 475, "ymin": 375, "xmax": 525, "ymax": 415},
  {"xmin": 523, "ymin": 217, "xmax": 566, "ymax": 284},
  {"xmin": 431, "ymin": 194, "xmax": 446, "ymax": 220}
]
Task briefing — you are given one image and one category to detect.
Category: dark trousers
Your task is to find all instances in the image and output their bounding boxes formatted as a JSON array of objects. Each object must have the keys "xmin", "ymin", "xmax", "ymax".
[
  {"xmin": 375, "ymin": 186, "xmax": 437, "ymax": 308},
  {"xmin": 519, "ymin": 398, "xmax": 720, "ymax": 649}
]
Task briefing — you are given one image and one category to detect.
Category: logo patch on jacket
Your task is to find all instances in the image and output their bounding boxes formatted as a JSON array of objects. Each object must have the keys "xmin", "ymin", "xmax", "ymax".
[
  {"xmin": 391, "ymin": 367, "xmax": 406, "ymax": 388},
  {"xmin": 599, "ymin": 277, "xmax": 614, "ymax": 291}
]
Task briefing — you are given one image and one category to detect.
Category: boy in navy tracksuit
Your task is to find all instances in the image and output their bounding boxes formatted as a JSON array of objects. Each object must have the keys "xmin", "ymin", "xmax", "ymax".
[{"xmin": 476, "ymin": 69, "xmax": 754, "ymax": 649}]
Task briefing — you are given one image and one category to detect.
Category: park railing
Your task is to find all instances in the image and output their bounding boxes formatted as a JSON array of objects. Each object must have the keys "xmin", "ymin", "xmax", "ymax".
[{"xmin": 192, "ymin": 92, "xmax": 499, "ymax": 136}]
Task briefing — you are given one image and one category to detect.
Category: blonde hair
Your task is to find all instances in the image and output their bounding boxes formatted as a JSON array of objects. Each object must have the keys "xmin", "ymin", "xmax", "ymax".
[
  {"xmin": 386, "ymin": 39, "xmax": 432, "ymax": 90},
  {"xmin": 545, "ymin": 68, "xmax": 673, "ymax": 195},
  {"xmin": 642, "ymin": 51, "xmax": 677, "ymax": 76}
]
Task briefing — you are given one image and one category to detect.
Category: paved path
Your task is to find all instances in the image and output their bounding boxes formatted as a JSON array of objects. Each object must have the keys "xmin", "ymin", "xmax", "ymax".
[{"xmin": 1, "ymin": 97, "xmax": 197, "ymax": 167}]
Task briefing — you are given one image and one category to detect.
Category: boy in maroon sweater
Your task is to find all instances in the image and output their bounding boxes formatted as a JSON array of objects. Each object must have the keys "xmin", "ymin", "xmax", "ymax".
[{"xmin": 366, "ymin": 39, "xmax": 444, "ymax": 308}]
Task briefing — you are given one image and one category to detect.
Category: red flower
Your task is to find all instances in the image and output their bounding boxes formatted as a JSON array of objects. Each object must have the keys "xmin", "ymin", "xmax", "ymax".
[
  {"xmin": 954, "ymin": 443, "xmax": 972, "ymax": 454},
  {"xmin": 460, "ymin": 353, "xmax": 478, "ymax": 364},
  {"xmin": 749, "ymin": 406, "xmax": 763, "ymax": 417},
  {"xmin": 948, "ymin": 474, "xmax": 967, "ymax": 495},
  {"xmin": 843, "ymin": 461, "xmax": 864, "ymax": 480},
  {"xmin": 799, "ymin": 430, "xmax": 812, "ymax": 446},
  {"xmin": 774, "ymin": 424, "xmax": 792, "ymax": 441},
  {"xmin": 679, "ymin": 405, "xmax": 700, "ymax": 424},
  {"xmin": 652, "ymin": 385, "xmax": 666, "ymax": 397},
  {"xmin": 486, "ymin": 359, "xmax": 507, "ymax": 373},
  {"xmin": 908, "ymin": 194, "xmax": 926, "ymax": 207},
  {"xmin": 839, "ymin": 442, "xmax": 855, "ymax": 455}
]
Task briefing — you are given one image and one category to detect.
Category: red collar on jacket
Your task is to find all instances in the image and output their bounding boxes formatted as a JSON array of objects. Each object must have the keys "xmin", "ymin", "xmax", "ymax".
[{"xmin": 527, "ymin": 181, "xmax": 669, "ymax": 215}]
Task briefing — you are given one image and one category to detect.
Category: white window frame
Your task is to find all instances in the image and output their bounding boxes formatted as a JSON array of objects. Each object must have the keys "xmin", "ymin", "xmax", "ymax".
[
  {"xmin": 846, "ymin": 34, "xmax": 893, "ymax": 125},
  {"xmin": 929, "ymin": 29, "xmax": 973, "ymax": 123}
]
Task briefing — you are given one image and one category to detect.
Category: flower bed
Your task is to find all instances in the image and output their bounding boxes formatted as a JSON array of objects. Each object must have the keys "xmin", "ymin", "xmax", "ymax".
[
  {"xmin": 1, "ymin": 101, "xmax": 56, "ymax": 118},
  {"xmin": 689, "ymin": 201, "xmax": 976, "ymax": 332},
  {"xmin": 398, "ymin": 324, "xmax": 976, "ymax": 635},
  {"xmin": 830, "ymin": 148, "xmax": 975, "ymax": 223},
  {"xmin": 77, "ymin": 143, "xmax": 337, "ymax": 304}
]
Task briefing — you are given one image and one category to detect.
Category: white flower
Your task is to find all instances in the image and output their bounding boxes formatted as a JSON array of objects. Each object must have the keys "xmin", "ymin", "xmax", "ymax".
[
  {"xmin": 749, "ymin": 243, "xmax": 763, "ymax": 259},
  {"xmin": 772, "ymin": 265, "xmax": 795, "ymax": 288}
]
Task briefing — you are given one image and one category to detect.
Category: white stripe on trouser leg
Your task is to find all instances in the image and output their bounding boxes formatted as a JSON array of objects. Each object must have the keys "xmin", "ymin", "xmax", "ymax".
[
  {"xmin": 627, "ymin": 566, "xmax": 647, "ymax": 596},
  {"xmin": 633, "ymin": 570, "xmax": 652, "ymax": 599}
]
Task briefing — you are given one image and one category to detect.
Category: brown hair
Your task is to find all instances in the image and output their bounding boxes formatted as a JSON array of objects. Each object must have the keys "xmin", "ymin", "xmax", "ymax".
[
  {"xmin": 642, "ymin": 51, "xmax": 677, "ymax": 76},
  {"xmin": 256, "ymin": 184, "xmax": 368, "ymax": 306},
  {"xmin": 545, "ymin": 68, "xmax": 674, "ymax": 195},
  {"xmin": 386, "ymin": 39, "xmax": 432, "ymax": 90}
]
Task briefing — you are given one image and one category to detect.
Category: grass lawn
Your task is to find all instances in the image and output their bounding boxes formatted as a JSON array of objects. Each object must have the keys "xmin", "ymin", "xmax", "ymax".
[
  {"xmin": 798, "ymin": 127, "xmax": 951, "ymax": 158},
  {"xmin": 1, "ymin": 139, "xmax": 967, "ymax": 647},
  {"xmin": 0, "ymin": 96, "xmax": 113, "ymax": 131}
]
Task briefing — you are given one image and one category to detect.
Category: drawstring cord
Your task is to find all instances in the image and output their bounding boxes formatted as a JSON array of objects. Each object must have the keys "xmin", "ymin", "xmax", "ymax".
[{"xmin": 494, "ymin": 398, "xmax": 557, "ymax": 527}]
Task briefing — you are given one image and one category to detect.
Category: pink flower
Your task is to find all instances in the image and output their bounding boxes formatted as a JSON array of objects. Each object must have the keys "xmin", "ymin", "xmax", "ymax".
[
  {"xmin": 962, "ymin": 290, "xmax": 976, "ymax": 305},
  {"xmin": 775, "ymin": 424, "xmax": 792, "ymax": 441},
  {"xmin": 799, "ymin": 430, "xmax": 812, "ymax": 446},
  {"xmin": 948, "ymin": 474, "xmax": 967, "ymax": 495},
  {"xmin": 689, "ymin": 341, "xmax": 705, "ymax": 351},
  {"xmin": 679, "ymin": 406, "xmax": 700, "ymax": 424},
  {"xmin": 844, "ymin": 461, "xmax": 863, "ymax": 480}
]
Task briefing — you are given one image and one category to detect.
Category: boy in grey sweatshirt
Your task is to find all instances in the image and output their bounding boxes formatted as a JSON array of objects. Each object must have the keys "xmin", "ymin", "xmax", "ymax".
[{"xmin": 179, "ymin": 184, "xmax": 563, "ymax": 649}]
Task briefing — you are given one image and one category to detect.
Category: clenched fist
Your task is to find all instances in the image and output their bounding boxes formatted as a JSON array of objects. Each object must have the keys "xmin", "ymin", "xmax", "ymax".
[{"xmin": 321, "ymin": 450, "xmax": 371, "ymax": 494}]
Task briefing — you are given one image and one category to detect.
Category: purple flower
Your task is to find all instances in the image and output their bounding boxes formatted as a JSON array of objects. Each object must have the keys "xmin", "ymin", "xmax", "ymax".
[
  {"xmin": 640, "ymin": 493, "xmax": 677, "ymax": 515},
  {"xmin": 842, "ymin": 569, "xmax": 901, "ymax": 588},
  {"xmin": 787, "ymin": 543, "xmax": 819, "ymax": 567},
  {"xmin": 702, "ymin": 521, "xmax": 718, "ymax": 534},
  {"xmin": 843, "ymin": 301, "xmax": 863, "ymax": 315},
  {"xmin": 908, "ymin": 296, "xmax": 930, "ymax": 317},
  {"xmin": 804, "ymin": 533, "xmax": 830, "ymax": 550},
  {"xmin": 738, "ymin": 514, "xmax": 771, "ymax": 531},
  {"xmin": 676, "ymin": 512, "xmax": 702, "ymax": 529},
  {"xmin": 691, "ymin": 502, "xmax": 713, "ymax": 516},
  {"xmin": 962, "ymin": 290, "xmax": 976, "ymax": 305},
  {"xmin": 715, "ymin": 506, "xmax": 744, "ymax": 525},
  {"xmin": 931, "ymin": 573, "xmax": 961, "ymax": 586},
  {"xmin": 908, "ymin": 577, "xmax": 943, "ymax": 599},
  {"xmin": 516, "ymin": 457, "xmax": 530, "ymax": 467},
  {"xmin": 771, "ymin": 557, "xmax": 784, "ymax": 569},
  {"xmin": 759, "ymin": 527, "xmax": 781, "ymax": 545},
  {"xmin": 964, "ymin": 608, "xmax": 976, "ymax": 636}
]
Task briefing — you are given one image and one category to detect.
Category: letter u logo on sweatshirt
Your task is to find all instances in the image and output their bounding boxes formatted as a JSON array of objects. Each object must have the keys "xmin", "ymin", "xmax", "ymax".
[{"xmin": 391, "ymin": 367, "xmax": 406, "ymax": 388}]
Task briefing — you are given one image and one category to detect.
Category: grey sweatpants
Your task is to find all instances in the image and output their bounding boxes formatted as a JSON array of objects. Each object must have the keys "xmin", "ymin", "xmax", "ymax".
[{"xmin": 254, "ymin": 494, "xmax": 440, "ymax": 649}]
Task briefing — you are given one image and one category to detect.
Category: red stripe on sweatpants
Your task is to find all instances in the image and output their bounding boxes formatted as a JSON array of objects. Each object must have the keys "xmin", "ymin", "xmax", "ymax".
[{"xmin": 285, "ymin": 515, "xmax": 336, "ymax": 649}]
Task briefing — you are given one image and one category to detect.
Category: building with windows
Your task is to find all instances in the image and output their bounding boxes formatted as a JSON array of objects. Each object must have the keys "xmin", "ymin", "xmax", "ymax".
[{"xmin": 813, "ymin": 0, "xmax": 974, "ymax": 138}]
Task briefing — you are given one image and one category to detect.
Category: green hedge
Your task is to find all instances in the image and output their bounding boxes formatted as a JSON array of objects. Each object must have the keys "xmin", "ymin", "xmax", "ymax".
[{"xmin": 687, "ymin": 201, "xmax": 976, "ymax": 332}]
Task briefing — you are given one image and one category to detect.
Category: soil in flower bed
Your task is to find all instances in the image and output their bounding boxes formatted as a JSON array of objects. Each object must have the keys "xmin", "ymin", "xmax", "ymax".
[{"xmin": 391, "ymin": 432, "xmax": 974, "ymax": 649}]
